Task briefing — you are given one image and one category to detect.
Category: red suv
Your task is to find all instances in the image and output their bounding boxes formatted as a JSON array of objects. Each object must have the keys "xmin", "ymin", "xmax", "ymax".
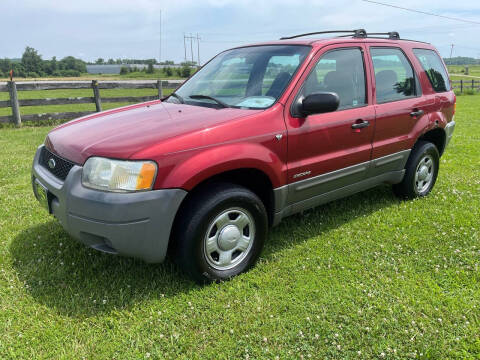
[{"xmin": 32, "ymin": 29, "xmax": 456, "ymax": 283}]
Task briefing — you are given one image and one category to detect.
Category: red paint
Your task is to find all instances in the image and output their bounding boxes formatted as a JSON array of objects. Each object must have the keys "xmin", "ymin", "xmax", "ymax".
[{"xmin": 45, "ymin": 37, "xmax": 455, "ymax": 191}]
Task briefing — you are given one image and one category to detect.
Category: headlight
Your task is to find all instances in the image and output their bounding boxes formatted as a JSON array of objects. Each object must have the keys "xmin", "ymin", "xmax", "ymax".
[{"xmin": 82, "ymin": 157, "xmax": 157, "ymax": 192}]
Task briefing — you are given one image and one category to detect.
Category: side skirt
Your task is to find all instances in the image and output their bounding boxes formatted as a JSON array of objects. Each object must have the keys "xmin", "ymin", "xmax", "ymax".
[{"xmin": 272, "ymin": 150, "xmax": 410, "ymax": 226}]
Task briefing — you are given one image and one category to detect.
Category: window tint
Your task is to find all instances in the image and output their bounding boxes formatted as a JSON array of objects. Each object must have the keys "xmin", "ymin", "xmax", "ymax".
[
  {"xmin": 302, "ymin": 48, "xmax": 366, "ymax": 110},
  {"xmin": 370, "ymin": 47, "xmax": 417, "ymax": 103},
  {"xmin": 413, "ymin": 49, "xmax": 451, "ymax": 92}
]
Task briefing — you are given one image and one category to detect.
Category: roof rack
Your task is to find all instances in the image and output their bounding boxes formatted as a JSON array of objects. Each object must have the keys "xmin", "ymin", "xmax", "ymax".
[
  {"xmin": 279, "ymin": 29, "xmax": 367, "ymax": 40},
  {"xmin": 368, "ymin": 32, "xmax": 400, "ymax": 40},
  {"xmin": 280, "ymin": 29, "xmax": 401, "ymax": 41}
]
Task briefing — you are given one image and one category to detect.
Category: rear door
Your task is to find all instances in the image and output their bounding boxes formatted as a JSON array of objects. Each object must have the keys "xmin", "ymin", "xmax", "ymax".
[
  {"xmin": 367, "ymin": 46, "xmax": 425, "ymax": 160},
  {"xmin": 283, "ymin": 44, "xmax": 375, "ymax": 204}
]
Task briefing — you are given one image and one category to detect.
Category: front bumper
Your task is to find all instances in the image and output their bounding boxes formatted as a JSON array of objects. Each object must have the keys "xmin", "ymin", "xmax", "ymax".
[
  {"xmin": 31, "ymin": 145, "xmax": 187, "ymax": 263},
  {"xmin": 444, "ymin": 120, "xmax": 456, "ymax": 149}
]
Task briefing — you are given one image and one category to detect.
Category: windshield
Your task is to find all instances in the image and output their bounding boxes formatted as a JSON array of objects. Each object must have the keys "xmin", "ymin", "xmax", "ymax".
[{"xmin": 167, "ymin": 45, "xmax": 311, "ymax": 109}]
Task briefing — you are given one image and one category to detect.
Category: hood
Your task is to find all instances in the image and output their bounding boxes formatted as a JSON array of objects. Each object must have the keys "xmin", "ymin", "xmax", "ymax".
[{"xmin": 46, "ymin": 101, "xmax": 260, "ymax": 164}]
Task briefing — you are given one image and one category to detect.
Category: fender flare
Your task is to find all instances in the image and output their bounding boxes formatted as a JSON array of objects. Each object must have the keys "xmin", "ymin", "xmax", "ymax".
[{"xmin": 159, "ymin": 142, "xmax": 285, "ymax": 191}]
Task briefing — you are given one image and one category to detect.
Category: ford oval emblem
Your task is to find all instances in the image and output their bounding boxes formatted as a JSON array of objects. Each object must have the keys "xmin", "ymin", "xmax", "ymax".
[{"xmin": 48, "ymin": 158, "xmax": 56, "ymax": 169}]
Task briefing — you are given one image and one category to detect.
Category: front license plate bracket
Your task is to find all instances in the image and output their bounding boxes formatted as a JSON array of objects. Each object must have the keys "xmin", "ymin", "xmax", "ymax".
[{"xmin": 33, "ymin": 178, "xmax": 52, "ymax": 213}]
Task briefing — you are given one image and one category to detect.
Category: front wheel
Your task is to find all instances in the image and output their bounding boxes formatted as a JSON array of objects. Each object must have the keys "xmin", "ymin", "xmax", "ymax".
[
  {"xmin": 173, "ymin": 183, "xmax": 268, "ymax": 283},
  {"xmin": 393, "ymin": 141, "xmax": 440, "ymax": 199}
]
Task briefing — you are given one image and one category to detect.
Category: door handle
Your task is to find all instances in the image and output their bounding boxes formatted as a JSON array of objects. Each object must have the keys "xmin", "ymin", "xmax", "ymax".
[
  {"xmin": 410, "ymin": 109, "xmax": 424, "ymax": 118},
  {"xmin": 351, "ymin": 120, "xmax": 370, "ymax": 129}
]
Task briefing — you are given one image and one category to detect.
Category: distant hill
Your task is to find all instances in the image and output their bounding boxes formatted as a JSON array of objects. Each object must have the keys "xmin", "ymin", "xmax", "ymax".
[{"xmin": 444, "ymin": 57, "xmax": 480, "ymax": 65}]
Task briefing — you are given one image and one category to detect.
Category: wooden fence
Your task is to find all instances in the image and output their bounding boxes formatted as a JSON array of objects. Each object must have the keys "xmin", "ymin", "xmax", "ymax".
[
  {"xmin": 0, "ymin": 79, "xmax": 183, "ymax": 126},
  {"xmin": 451, "ymin": 79, "xmax": 480, "ymax": 93}
]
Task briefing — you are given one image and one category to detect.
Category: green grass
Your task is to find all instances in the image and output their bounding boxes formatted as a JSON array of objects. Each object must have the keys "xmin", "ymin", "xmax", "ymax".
[
  {"xmin": 448, "ymin": 65, "xmax": 480, "ymax": 81},
  {"xmin": 0, "ymin": 95, "xmax": 479, "ymax": 359}
]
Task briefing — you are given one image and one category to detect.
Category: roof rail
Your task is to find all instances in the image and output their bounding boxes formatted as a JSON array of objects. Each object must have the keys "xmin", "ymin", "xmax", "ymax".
[
  {"xmin": 280, "ymin": 29, "xmax": 401, "ymax": 41},
  {"xmin": 279, "ymin": 29, "xmax": 367, "ymax": 40},
  {"xmin": 368, "ymin": 31, "xmax": 400, "ymax": 40}
]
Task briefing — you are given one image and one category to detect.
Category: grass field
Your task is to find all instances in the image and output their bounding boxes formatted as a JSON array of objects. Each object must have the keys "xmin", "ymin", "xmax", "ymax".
[
  {"xmin": 448, "ymin": 65, "xmax": 480, "ymax": 81},
  {"xmin": 0, "ymin": 95, "xmax": 479, "ymax": 359}
]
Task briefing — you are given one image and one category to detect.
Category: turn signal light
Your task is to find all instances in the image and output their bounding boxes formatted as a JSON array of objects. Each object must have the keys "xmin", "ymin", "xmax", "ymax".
[{"xmin": 136, "ymin": 162, "xmax": 157, "ymax": 190}]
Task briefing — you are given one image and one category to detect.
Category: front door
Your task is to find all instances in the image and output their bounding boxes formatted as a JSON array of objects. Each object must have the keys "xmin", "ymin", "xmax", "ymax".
[{"xmin": 284, "ymin": 44, "xmax": 375, "ymax": 205}]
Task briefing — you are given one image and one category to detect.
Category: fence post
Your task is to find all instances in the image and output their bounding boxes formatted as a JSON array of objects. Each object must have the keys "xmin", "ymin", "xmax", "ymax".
[
  {"xmin": 472, "ymin": 79, "xmax": 475, "ymax": 91},
  {"xmin": 91, "ymin": 80, "xmax": 102, "ymax": 112},
  {"xmin": 460, "ymin": 79, "xmax": 463, "ymax": 93},
  {"xmin": 157, "ymin": 80, "xmax": 163, "ymax": 99},
  {"xmin": 7, "ymin": 81, "xmax": 21, "ymax": 127}
]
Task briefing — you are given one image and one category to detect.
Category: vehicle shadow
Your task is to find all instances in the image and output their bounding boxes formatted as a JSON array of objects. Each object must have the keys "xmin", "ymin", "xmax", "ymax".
[{"xmin": 10, "ymin": 185, "xmax": 399, "ymax": 318}]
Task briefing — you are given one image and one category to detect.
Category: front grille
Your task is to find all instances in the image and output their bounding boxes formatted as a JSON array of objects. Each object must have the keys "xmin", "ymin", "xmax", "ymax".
[{"xmin": 39, "ymin": 147, "xmax": 76, "ymax": 181}]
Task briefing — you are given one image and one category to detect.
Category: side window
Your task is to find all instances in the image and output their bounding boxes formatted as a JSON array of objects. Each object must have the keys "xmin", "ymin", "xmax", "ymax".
[
  {"xmin": 263, "ymin": 55, "xmax": 301, "ymax": 98},
  {"xmin": 302, "ymin": 48, "xmax": 366, "ymax": 110},
  {"xmin": 413, "ymin": 49, "xmax": 451, "ymax": 92},
  {"xmin": 370, "ymin": 47, "xmax": 417, "ymax": 103}
]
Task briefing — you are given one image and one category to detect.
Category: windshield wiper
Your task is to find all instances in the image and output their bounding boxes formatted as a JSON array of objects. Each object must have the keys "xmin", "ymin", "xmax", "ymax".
[
  {"xmin": 169, "ymin": 92, "xmax": 185, "ymax": 104},
  {"xmin": 189, "ymin": 94, "xmax": 231, "ymax": 108}
]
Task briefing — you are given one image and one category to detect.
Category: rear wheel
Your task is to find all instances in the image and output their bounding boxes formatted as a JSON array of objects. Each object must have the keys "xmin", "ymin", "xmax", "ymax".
[
  {"xmin": 393, "ymin": 141, "xmax": 439, "ymax": 199},
  {"xmin": 173, "ymin": 183, "xmax": 268, "ymax": 283}
]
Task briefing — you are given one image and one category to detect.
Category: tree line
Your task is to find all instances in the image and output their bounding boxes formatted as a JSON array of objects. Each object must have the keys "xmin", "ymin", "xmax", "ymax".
[
  {"xmin": 443, "ymin": 57, "xmax": 480, "ymax": 65},
  {"xmin": 0, "ymin": 47, "xmax": 87, "ymax": 78},
  {"xmin": 1, "ymin": 47, "xmax": 198, "ymax": 79}
]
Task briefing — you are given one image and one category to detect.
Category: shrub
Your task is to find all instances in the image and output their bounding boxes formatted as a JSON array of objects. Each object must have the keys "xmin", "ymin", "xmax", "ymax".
[
  {"xmin": 26, "ymin": 72, "xmax": 40, "ymax": 78},
  {"xmin": 120, "ymin": 66, "xmax": 129, "ymax": 75},
  {"xmin": 164, "ymin": 66, "xmax": 173, "ymax": 77},
  {"xmin": 146, "ymin": 63, "xmax": 154, "ymax": 74},
  {"xmin": 181, "ymin": 65, "xmax": 191, "ymax": 78}
]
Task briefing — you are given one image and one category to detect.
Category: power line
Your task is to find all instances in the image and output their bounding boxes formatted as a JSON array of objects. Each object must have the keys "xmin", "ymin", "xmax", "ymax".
[{"xmin": 361, "ymin": 0, "xmax": 480, "ymax": 25}]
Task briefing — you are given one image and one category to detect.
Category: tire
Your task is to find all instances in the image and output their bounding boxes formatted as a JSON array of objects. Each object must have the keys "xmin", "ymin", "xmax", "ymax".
[
  {"xmin": 172, "ymin": 182, "xmax": 268, "ymax": 284},
  {"xmin": 393, "ymin": 141, "xmax": 440, "ymax": 199}
]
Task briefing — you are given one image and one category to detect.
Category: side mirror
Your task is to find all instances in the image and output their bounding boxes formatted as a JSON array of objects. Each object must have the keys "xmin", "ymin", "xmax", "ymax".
[{"xmin": 295, "ymin": 92, "xmax": 340, "ymax": 117}]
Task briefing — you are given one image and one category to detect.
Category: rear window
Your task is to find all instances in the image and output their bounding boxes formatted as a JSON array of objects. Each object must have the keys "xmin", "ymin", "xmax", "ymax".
[
  {"xmin": 413, "ymin": 49, "xmax": 451, "ymax": 92},
  {"xmin": 370, "ymin": 47, "xmax": 418, "ymax": 103}
]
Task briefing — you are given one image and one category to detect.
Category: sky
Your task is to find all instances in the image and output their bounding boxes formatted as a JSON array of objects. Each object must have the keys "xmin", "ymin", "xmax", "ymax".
[{"xmin": 1, "ymin": 0, "xmax": 479, "ymax": 63}]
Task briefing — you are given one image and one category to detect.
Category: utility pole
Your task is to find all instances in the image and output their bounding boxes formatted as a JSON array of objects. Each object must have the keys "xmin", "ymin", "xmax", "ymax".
[
  {"xmin": 184, "ymin": 34, "xmax": 201, "ymax": 66},
  {"xmin": 183, "ymin": 33, "xmax": 187, "ymax": 62},
  {"xmin": 196, "ymin": 33, "xmax": 201, "ymax": 66},
  {"xmin": 159, "ymin": 9, "xmax": 162, "ymax": 64},
  {"xmin": 190, "ymin": 33, "xmax": 194, "ymax": 64},
  {"xmin": 450, "ymin": 44, "xmax": 455, "ymax": 59}
]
